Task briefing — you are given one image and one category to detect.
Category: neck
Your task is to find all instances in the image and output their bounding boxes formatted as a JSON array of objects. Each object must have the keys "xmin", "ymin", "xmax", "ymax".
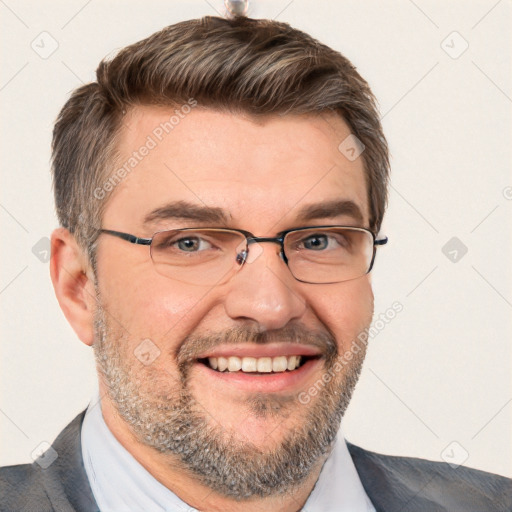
[{"xmin": 100, "ymin": 393, "xmax": 328, "ymax": 512}]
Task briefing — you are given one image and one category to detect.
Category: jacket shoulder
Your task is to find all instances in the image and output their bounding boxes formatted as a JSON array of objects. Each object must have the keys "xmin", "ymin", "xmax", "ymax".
[
  {"xmin": 347, "ymin": 442, "xmax": 512, "ymax": 512},
  {"xmin": 0, "ymin": 462, "xmax": 53, "ymax": 511},
  {"xmin": 0, "ymin": 411, "xmax": 99, "ymax": 512}
]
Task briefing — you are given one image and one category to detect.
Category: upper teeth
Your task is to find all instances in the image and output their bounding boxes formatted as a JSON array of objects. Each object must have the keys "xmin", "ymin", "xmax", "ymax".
[{"xmin": 207, "ymin": 355, "xmax": 302, "ymax": 373}]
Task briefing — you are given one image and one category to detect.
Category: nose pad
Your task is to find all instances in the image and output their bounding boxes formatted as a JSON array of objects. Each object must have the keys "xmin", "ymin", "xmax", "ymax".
[
  {"xmin": 245, "ymin": 242, "xmax": 264, "ymax": 264},
  {"xmin": 235, "ymin": 240, "xmax": 265, "ymax": 266},
  {"xmin": 235, "ymin": 249, "xmax": 247, "ymax": 266}
]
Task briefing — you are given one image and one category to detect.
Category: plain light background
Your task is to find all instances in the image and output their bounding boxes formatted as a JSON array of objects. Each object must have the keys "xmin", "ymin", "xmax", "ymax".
[{"xmin": 1, "ymin": 0, "xmax": 511, "ymax": 478}]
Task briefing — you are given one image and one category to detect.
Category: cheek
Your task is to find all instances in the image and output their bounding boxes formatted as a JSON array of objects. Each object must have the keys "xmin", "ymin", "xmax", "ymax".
[
  {"xmin": 98, "ymin": 271, "xmax": 218, "ymax": 347},
  {"xmin": 308, "ymin": 277, "xmax": 374, "ymax": 353}
]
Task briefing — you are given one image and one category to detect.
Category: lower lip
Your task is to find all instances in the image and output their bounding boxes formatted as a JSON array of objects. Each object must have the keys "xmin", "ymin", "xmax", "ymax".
[{"xmin": 194, "ymin": 357, "xmax": 323, "ymax": 393}]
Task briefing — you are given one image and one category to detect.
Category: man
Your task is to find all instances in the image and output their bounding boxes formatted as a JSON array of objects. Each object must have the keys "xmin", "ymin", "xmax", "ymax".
[{"xmin": 1, "ymin": 14, "xmax": 510, "ymax": 512}]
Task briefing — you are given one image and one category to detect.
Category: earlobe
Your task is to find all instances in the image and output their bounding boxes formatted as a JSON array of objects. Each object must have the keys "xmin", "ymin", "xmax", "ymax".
[{"xmin": 50, "ymin": 227, "xmax": 96, "ymax": 347}]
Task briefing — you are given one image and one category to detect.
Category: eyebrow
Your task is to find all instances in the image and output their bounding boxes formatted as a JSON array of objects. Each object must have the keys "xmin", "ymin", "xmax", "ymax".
[
  {"xmin": 142, "ymin": 198, "xmax": 365, "ymax": 230},
  {"xmin": 295, "ymin": 199, "xmax": 365, "ymax": 224},
  {"xmin": 143, "ymin": 200, "xmax": 230, "ymax": 228}
]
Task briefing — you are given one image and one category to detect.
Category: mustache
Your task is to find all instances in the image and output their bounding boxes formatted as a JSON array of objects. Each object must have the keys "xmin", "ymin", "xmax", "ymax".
[{"xmin": 176, "ymin": 324, "xmax": 339, "ymax": 368}]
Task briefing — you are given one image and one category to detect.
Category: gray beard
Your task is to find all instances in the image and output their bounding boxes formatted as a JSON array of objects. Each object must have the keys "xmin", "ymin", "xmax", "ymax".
[{"xmin": 92, "ymin": 295, "xmax": 366, "ymax": 500}]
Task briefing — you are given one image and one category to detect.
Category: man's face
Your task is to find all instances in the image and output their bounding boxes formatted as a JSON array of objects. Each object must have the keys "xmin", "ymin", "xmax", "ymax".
[{"xmin": 93, "ymin": 107, "xmax": 374, "ymax": 497}]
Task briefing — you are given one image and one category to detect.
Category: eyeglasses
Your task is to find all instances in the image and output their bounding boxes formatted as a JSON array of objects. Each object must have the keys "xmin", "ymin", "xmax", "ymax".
[{"xmin": 99, "ymin": 226, "xmax": 388, "ymax": 285}]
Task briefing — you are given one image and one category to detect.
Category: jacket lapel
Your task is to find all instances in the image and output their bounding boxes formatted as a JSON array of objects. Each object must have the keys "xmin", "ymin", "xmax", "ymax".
[{"xmin": 38, "ymin": 411, "xmax": 99, "ymax": 512}]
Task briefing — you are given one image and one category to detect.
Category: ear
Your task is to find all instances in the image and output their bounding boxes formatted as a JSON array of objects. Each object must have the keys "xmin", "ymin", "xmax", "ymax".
[{"xmin": 50, "ymin": 227, "xmax": 96, "ymax": 346}]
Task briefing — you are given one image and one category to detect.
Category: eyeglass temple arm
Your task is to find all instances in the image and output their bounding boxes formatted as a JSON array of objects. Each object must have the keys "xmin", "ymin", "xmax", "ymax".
[{"xmin": 100, "ymin": 229, "xmax": 152, "ymax": 246}]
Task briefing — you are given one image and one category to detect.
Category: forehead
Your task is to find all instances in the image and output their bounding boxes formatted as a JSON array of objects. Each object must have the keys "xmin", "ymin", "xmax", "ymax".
[{"xmin": 103, "ymin": 106, "xmax": 369, "ymax": 233}]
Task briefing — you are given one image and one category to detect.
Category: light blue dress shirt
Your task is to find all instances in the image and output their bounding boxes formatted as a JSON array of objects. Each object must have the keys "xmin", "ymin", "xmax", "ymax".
[{"xmin": 81, "ymin": 395, "xmax": 375, "ymax": 512}]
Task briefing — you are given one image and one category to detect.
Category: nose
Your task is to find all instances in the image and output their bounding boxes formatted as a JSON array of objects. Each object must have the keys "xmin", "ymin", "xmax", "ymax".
[{"xmin": 223, "ymin": 243, "xmax": 307, "ymax": 331}]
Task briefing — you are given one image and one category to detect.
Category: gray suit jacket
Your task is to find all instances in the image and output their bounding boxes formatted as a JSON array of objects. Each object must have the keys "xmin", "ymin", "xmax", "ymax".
[{"xmin": 1, "ymin": 412, "xmax": 511, "ymax": 511}]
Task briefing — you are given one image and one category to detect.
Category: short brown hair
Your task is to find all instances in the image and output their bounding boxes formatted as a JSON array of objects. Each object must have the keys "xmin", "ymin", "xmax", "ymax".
[{"xmin": 52, "ymin": 15, "xmax": 389, "ymax": 268}]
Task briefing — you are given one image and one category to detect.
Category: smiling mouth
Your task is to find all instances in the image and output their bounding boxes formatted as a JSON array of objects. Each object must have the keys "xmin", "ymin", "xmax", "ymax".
[{"xmin": 197, "ymin": 355, "xmax": 320, "ymax": 374}]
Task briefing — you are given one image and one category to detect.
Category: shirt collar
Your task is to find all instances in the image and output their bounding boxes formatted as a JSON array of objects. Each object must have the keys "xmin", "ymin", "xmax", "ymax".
[{"xmin": 81, "ymin": 394, "xmax": 375, "ymax": 512}]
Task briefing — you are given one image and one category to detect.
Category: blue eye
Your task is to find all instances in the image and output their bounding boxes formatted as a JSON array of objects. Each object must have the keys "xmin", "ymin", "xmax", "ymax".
[
  {"xmin": 174, "ymin": 237, "xmax": 213, "ymax": 252},
  {"xmin": 177, "ymin": 237, "xmax": 199, "ymax": 251},
  {"xmin": 303, "ymin": 235, "xmax": 329, "ymax": 250},
  {"xmin": 155, "ymin": 234, "xmax": 214, "ymax": 252},
  {"xmin": 299, "ymin": 233, "xmax": 348, "ymax": 251}
]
